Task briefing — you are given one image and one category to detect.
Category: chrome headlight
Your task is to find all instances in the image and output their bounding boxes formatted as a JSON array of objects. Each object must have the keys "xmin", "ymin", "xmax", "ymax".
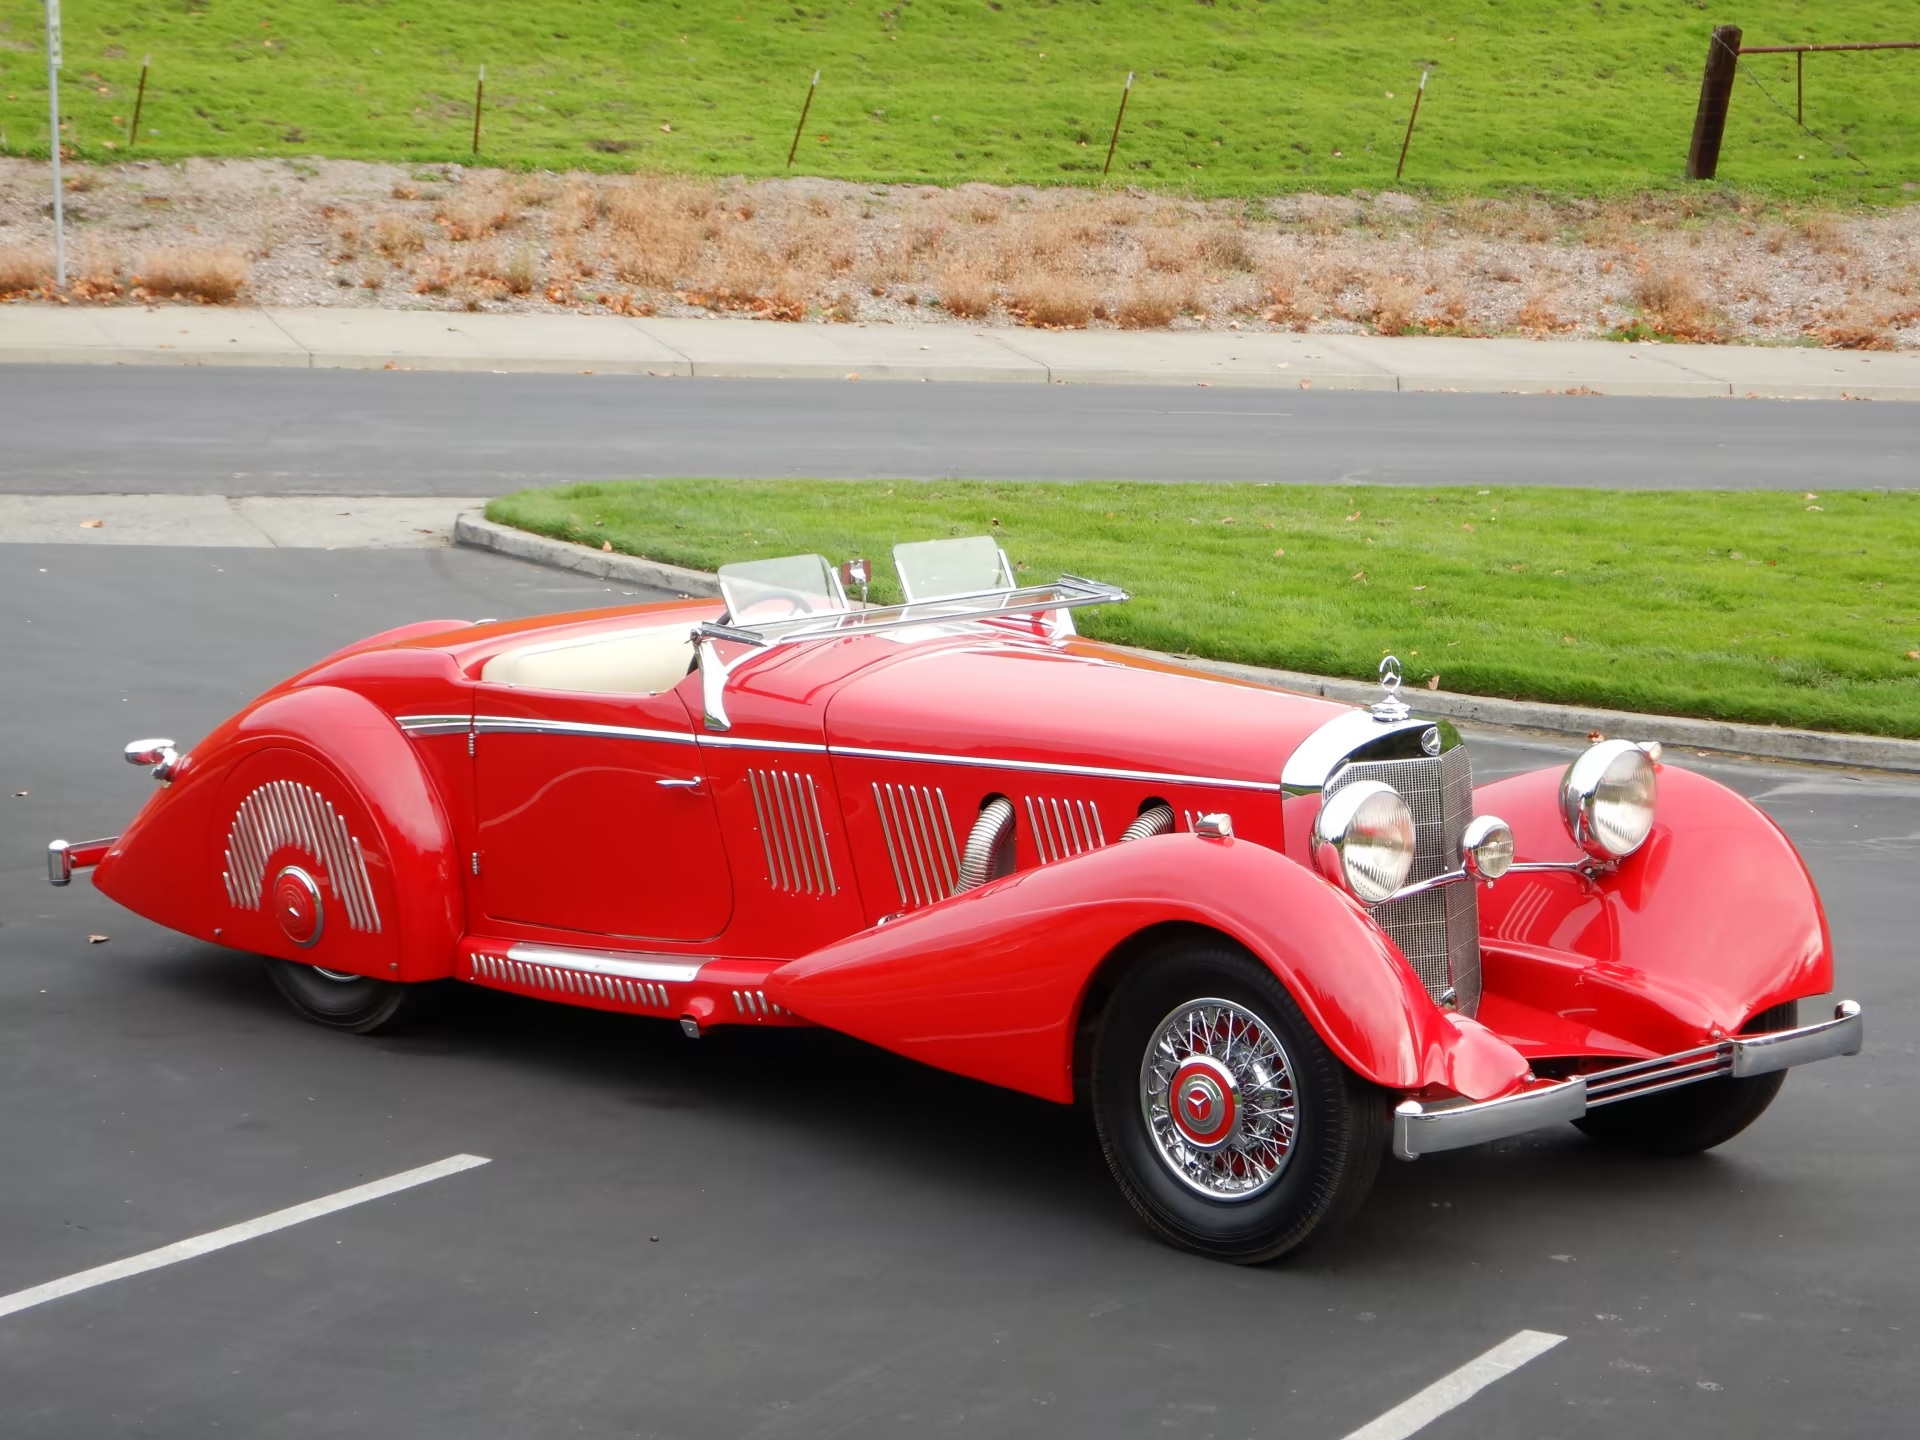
[
  {"xmin": 1560, "ymin": 739, "xmax": 1657, "ymax": 860},
  {"xmin": 1312, "ymin": 780, "xmax": 1416, "ymax": 903}
]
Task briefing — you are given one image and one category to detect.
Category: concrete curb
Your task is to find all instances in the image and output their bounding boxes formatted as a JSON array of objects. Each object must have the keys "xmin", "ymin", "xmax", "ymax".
[
  {"xmin": 454, "ymin": 512, "xmax": 721, "ymax": 596},
  {"xmin": 454, "ymin": 515, "xmax": 1920, "ymax": 775},
  {"xmin": 5, "ymin": 305, "xmax": 1919, "ymax": 400}
]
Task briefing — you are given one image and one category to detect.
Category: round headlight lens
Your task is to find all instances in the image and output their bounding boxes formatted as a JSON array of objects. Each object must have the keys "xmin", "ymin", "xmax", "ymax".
[
  {"xmin": 1560, "ymin": 740, "xmax": 1657, "ymax": 860},
  {"xmin": 1461, "ymin": 814, "xmax": 1515, "ymax": 881},
  {"xmin": 1312, "ymin": 780, "xmax": 1416, "ymax": 903}
]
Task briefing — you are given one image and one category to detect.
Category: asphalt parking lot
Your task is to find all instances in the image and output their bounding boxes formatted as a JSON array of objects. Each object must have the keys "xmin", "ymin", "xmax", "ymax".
[{"xmin": 4, "ymin": 542, "xmax": 1915, "ymax": 1438}]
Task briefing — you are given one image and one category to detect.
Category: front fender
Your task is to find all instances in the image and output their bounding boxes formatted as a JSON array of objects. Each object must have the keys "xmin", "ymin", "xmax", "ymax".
[
  {"xmin": 1474, "ymin": 762, "xmax": 1834, "ymax": 1059},
  {"xmin": 96, "ymin": 685, "xmax": 462, "ymax": 982},
  {"xmin": 768, "ymin": 834, "xmax": 1525, "ymax": 1105}
]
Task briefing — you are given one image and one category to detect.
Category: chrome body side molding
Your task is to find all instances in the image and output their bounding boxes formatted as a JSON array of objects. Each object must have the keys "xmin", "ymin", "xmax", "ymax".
[
  {"xmin": 395, "ymin": 714, "xmax": 472, "ymax": 737},
  {"xmin": 831, "ymin": 744, "xmax": 1282, "ymax": 793},
  {"xmin": 1393, "ymin": 1001, "xmax": 1864, "ymax": 1160}
]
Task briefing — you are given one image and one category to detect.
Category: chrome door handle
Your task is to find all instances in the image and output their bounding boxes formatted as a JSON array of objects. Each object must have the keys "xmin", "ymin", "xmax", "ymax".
[{"xmin": 657, "ymin": 777, "xmax": 705, "ymax": 792}]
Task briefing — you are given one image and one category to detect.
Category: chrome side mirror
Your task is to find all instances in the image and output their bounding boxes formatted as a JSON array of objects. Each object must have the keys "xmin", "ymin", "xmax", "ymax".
[{"xmin": 838, "ymin": 557, "xmax": 871, "ymax": 606}]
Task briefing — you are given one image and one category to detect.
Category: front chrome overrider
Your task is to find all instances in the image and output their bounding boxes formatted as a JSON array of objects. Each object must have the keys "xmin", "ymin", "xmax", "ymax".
[
  {"xmin": 1140, "ymin": 998, "xmax": 1299, "ymax": 1200},
  {"xmin": 1392, "ymin": 1000, "xmax": 1865, "ymax": 1160}
]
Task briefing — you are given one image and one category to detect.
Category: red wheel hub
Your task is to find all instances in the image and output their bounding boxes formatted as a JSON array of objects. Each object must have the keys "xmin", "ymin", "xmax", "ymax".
[
  {"xmin": 272, "ymin": 866, "xmax": 325, "ymax": 948},
  {"xmin": 1167, "ymin": 1055, "xmax": 1240, "ymax": 1150}
]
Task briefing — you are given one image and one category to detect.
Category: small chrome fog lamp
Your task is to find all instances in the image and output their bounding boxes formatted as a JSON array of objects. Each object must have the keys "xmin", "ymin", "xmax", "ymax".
[
  {"xmin": 1312, "ymin": 780, "xmax": 1416, "ymax": 903},
  {"xmin": 1461, "ymin": 815, "xmax": 1515, "ymax": 883},
  {"xmin": 1560, "ymin": 738, "xmax": 1658, "ymax": 860}
]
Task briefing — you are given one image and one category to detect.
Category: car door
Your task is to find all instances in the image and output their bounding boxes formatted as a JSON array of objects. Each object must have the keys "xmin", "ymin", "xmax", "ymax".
[{"xmin": 470, "ymin": 684, "xmax": 732, "ymax": 943}]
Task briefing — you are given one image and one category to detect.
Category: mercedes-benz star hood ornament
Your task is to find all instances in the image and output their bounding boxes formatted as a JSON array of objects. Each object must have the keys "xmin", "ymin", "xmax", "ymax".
[{"xmin": 1371, "ymin": 654, "xmax": 1411, "ymax": 722}]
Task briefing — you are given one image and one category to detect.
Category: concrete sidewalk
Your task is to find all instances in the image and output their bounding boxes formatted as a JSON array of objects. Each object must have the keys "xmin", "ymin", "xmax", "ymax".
[
  {"xmin": 4, "ymin": 304, "xmax": 1918, "ymax": 399},
  {"xmin": 0, "ymin": 493, "xmax": 482, "ymax": 548}
]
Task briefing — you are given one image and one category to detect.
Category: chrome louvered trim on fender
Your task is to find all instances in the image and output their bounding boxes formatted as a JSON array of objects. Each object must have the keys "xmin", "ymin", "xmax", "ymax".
[
  {"xmin": 747, "ymin": 769, "xmax": 839, "ymax": 897},
  {"xmin": 731, "ymin": 988, "xmax": 789, "ymax": 1018},
  {"xmin": 222, "ymin": 780, "xmax": 381, "ymax": 934},
  {"xmin": 1025, "ymin": 796, "xmax": 1107, "ymax": 864},
  {"xmin": 871, "ymin": 782, "xmax": 960, "ymax": 909}
]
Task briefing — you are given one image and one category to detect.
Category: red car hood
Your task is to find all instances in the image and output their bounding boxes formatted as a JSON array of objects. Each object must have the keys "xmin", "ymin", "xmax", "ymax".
[{"xmin": 822, "ymin": 636, "xmax": 1350, "ymax": 788}]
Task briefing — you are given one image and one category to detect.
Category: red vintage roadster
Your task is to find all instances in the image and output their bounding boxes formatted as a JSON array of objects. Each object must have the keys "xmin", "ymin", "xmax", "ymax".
[{"xmin": 51, "ymin": 536, "xmax": 1862, "ymax": 1262}]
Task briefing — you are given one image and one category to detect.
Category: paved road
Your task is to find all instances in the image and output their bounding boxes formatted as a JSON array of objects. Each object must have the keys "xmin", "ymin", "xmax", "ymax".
[
  {"xmin": 3, "ymin": 543, "xmax": 1912, "ymax": 1437},
  {"xmin": 2, "ymin": 366, "xmax": 1917, "ymax": 494}
]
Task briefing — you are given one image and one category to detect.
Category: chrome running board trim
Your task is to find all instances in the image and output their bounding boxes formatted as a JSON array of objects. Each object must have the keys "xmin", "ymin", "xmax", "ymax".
[{"xmin": 505, "ymin": 942, "xmax": 706, "ymax": 984}]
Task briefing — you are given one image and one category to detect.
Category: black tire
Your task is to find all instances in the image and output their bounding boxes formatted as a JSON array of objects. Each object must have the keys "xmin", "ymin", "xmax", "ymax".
[
  {"xmin": 262, "ymin": 958, "xmax": 415, "ymax": 1035},
  {"xmin": 1089, "ymin": 939, "xmax": 1391, "ymax": 1264},
  {"xmin": 1573, "ymin": 1001, "xmax": 1798, "ymax": 1156}
]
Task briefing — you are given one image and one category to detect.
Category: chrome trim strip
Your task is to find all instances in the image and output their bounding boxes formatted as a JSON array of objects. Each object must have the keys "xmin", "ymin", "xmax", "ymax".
[
  {"xmin": 504, "ymin": 942, "xmax": 705, "ymax": 985},
  {"xmin": 1730, "ymin": 1000, "xmax": 1864, "ymax": 1077},
  {"xmin": 1393, "ymin": 1080, "xmax": 1588, "ymax": 1161},
  {"xmin": 698, "ymin": 735, "xmax": 830, "ymax": 754},
  {"xmin": 833, "ymin": 744, "xmax": 1281, "ymax": 792},
  {"xmin": 1395, "ymin": 1001, "xmax": 1864, "ymax": 1158},
  {"xmin": 1382, "ymin": 858, "xmax": 1598, "ymax": 904},
  {"xmin": 473, "ymin": 715, "xmax": 698, "ymax": 746},
  {"xmin": 396, "ymin": 714, "xmax": 471, "ymax": 736}
]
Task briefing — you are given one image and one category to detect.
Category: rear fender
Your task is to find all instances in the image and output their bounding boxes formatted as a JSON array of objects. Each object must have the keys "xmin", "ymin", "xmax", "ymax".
[
  {"xmin": 768, "ymin": 834, "xmax": 1522, "ymax": 1104},
  {"xmin": 96, "ymin": 685, "xmax": 462, "ymax": 982}
]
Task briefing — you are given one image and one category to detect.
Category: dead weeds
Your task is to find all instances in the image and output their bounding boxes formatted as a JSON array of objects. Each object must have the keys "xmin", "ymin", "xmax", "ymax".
[
  {"xmin": 2, "ymin": 159, "xmax": 1914, "ymax": 348},
  {"xmin": 135, "ymin": 246, "xmax": 249, "ymax": 303}
]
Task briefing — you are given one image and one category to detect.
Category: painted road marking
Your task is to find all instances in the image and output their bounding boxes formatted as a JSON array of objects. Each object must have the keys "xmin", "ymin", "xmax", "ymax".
[
  {"xmin": 1339, "ymin": 1329, "xmax": 1567, "ymax": 1440},
  {"xmin": 0, "ymin": 1153, "xmax": 490, "ymax": 1322}
]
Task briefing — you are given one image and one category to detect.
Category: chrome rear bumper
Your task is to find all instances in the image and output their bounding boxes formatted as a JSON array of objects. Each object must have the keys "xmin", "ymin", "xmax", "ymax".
[
  {"xmin": 47, "ymin": 837, "xmax": 118, "ymax": 887},
  {"xmin": 1393, "ymin": 1000, "xmax": 1864, "ymax": 1160}
]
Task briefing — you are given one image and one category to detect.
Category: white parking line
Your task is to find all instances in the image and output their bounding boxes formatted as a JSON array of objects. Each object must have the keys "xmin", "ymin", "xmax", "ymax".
[
  {"xmin": 1339, "ymin": 1329, "xmax": 1567, "ymax": 1440},
  {"xmin": 0, "ymin": 1153, "xmax": 490, "ymax": 1322}
]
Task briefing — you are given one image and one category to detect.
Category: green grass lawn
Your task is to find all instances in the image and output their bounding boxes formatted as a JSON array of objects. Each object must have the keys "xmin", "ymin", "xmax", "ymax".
[
  {"xmin": 2, "ymin": 2, "xmax": 1917, "ymax": 201},
  {"xmin": 488, "ymin": 479, "xmax": 1920, "ymax": 739}
]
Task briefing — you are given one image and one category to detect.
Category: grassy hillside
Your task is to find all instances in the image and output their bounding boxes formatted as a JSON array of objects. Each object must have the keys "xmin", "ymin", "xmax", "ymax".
[
  {"xmin": 488, "ymin": 479, "xmax": 1920, "ymax": 739},
  {"xmin": 1, "ymin": 2, "xmax": 1916, "ymax": 200}
]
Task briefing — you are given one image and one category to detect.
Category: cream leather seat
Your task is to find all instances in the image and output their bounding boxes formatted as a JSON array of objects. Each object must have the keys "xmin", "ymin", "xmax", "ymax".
[{"xmin": 481, "ymin": 625, "xmax": 696, "ymax": 696}]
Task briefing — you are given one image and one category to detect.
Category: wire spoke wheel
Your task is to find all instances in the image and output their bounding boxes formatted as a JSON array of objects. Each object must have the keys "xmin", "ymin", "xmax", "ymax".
[
  {"xmin": 1141, "ymin": 998, "xmax": 1299, "ymax": 1200},
  {"xmin": 1090, "ymin": 939, "xmax": 1389, "ymax": 1264}
]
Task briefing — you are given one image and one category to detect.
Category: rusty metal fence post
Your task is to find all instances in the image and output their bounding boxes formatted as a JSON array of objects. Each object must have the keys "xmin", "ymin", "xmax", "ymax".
[{"xmin": 1686, "ymin": 24, "xmax": 1742, "ymax": 179}]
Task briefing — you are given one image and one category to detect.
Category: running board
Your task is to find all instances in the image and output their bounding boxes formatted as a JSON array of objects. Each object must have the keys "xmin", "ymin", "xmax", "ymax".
[{"xmin": 458, "ymin": 939, "xmax": 808, "ymax": 1034}]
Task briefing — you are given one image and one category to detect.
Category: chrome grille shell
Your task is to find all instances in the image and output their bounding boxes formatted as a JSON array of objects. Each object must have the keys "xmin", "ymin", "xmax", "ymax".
[{"xmin": 1323, "ymin": 745, "xmax": 1480, "ymax": 1016}]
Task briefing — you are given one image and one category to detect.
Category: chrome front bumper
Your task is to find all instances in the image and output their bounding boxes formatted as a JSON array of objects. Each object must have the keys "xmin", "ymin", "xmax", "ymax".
[{"xmin": 1393, "ymin": 1000, "xmax": 1864, "ymax": 1160}]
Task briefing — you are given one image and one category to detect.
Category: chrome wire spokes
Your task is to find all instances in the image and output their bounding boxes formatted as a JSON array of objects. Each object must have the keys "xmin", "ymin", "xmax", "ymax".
[{"xmin": 1140, "ymin": 997, "xmax": 1299, "ymax": 1201}]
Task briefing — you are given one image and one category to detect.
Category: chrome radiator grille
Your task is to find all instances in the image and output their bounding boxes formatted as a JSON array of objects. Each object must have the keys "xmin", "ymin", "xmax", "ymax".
[{"xmin": 1324, "ymin": 745, "xmax": 1480, "ymax": 1016}]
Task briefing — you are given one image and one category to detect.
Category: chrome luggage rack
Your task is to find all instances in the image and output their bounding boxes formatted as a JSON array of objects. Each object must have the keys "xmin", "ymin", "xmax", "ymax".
[{"xmin": 692, "ymin": 575, "xmax": 1128, "ymax": 731}]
